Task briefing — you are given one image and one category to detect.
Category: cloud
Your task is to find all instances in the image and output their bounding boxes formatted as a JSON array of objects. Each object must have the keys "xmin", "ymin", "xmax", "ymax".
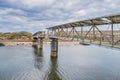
[
  {"xmin": 0, "ymin": 8, "xmax": 25, "ymax": 15},
  {"xmin": 0, "ymin": 0, "xmax": 120, "ymax": 32},
  {"xmin": 0, "ymin": 7, "xmax": 65, "ymax": 32},
  {"xmin": 8, "ymin": 0, "xmax": 54, "ymax": 9},
  {"xmin": 0, "ymin": 8, "xmax": 28, "ymax": 24}
]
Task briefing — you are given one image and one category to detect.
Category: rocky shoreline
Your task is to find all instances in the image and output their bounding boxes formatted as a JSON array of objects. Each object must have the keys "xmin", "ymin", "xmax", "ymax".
[
  {"xmin": 0, "ymin": 42, "xmax": 33, "ymax": 46},
  {"xmin": 0, "ymin": 41, "xmax": 80, "ymax": 46}
]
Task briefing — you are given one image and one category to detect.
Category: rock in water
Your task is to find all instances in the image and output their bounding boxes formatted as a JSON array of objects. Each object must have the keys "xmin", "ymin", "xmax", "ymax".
[{"xmin": 0, "ymin": 43, "xmax": 5, "ymax": 46}]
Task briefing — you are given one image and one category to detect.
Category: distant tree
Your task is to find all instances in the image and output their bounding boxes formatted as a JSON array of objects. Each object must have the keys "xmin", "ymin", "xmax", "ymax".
[
  {"xmin": 20, "ymin": 32, "xmax": 32, "ymax": 39},
  {"xmin": 0, "ymin": 32, "xmax": 33, "ymax": 41}
]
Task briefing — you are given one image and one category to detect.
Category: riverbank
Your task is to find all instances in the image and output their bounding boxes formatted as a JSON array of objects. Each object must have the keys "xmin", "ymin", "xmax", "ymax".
[{"xmin": 0, "ymin": 40, "xmax": 80, "ymax": 46}]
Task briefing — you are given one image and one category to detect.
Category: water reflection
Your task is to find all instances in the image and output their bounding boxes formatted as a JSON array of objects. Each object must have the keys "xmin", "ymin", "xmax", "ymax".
[
  {"xmin": 32, "ymin": 45, "xmax": 61, "ymax": 80},
  {"xmin": 1, "ymin": 45, "xmax": 120, "ymax": 80},
  {"xmin": 32, "ymin": 45, "xmax": 43, "ymax": 69},
  {"xmin": 47, "ymin": 58, "xmax": 61, "ymax": 80}
]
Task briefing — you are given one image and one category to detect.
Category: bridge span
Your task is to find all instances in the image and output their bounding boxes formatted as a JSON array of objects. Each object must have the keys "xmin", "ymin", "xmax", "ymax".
[{"xmin": 47, "ymin": 14, "xmax": 120, "ymax": 48}]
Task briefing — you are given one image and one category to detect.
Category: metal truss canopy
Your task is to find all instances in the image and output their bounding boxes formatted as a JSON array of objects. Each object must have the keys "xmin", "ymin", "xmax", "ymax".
[
  {"xmin": 47, "ymin": 14, "xmax": 120, "ymax": 29},
  {"xmin": 33, "ymin": 31, "xmax": 45, "ymax": 36}
]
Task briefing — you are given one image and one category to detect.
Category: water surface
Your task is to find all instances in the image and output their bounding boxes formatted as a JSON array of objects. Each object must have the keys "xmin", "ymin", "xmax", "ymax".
[{"xmin": 0, "ymin": 44, "xmax": 120, "ymax": 80}]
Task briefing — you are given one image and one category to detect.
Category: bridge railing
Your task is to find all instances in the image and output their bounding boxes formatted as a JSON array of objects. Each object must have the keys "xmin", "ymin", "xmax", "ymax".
[{"xmin": 48, "ymin": 28, "xmax": 120, "ymax": 47}]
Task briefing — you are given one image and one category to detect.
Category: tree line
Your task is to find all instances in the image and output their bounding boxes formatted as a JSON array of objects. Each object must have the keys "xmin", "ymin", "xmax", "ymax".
[{"xmin": 0, "ymin": 32, "xmax": 33, "ymax": 41}]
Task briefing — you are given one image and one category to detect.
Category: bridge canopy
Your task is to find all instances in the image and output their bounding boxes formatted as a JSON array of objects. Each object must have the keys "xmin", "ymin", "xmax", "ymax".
[
  {"xmin": 33, "ymin": 31, "xmax": 45, "ymax": 36},
  {"xmin": 47, "ymin": 14, "xmax": 120, "ymax": 29}
]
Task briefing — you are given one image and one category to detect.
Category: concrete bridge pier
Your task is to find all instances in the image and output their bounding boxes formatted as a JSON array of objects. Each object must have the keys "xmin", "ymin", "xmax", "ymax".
[
  {"xmin": 39, "ymin": 37, "xmax": 44, "ymax": 49},
  {"xmin": 33, "ymin": 37, "xmax": 38, "ymax": 45},
  {"xmin": 50, "ymin": 38, "xmax": 58, "ymax": 58},
  {"xmin": 99, "ymin": 34, "xmax": 102, "ymax": 45}
]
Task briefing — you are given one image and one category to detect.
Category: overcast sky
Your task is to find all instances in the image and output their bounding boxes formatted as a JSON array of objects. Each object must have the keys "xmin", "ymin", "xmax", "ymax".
[{"xmin": 0, "ymin": 0, "xmax": 120, "ymax": 33}]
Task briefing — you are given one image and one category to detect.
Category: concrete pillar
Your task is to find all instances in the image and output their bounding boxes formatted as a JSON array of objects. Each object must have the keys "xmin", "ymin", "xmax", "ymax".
[
  {"xmin": 39, "ymin": 38, "xmax": 43, "ymax": 49},
  {"xmin": 50, "ymin": 38, "xmax": 58, "ymax": 58},
  {"xmin": 99, "ymin": 34, "xmax": 102, "ymax": 45},
  {"xmin": 93, "ymin": 25, "xmax": 96, "ymax": 41},
  {"xmin": 111, "ymin": 23, "xmax": 114, "ymax": 47},
  {"xmin": 33, "ymin": 37, "xmax": 38, "ymax": 45}
]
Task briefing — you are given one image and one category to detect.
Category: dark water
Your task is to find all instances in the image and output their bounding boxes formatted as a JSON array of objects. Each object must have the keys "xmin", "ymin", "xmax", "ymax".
[{"xmin": 0, "ymin": 44, "xmax": 120, "ymax": 80}]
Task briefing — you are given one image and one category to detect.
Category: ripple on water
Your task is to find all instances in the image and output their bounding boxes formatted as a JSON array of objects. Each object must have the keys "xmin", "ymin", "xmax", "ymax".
[{"xmin": 0, "ymin": 45, "xmax": 120, "ymax": 80}]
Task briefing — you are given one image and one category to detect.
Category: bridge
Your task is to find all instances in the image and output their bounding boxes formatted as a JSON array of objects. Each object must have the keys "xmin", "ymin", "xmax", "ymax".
[
  {"xmin": 32, "ymin": 31, "xmax": 45, "ymax": 48},
  {"xmin": 47, "ymin": 14, "xmax": 120, "ymax": 47},
  {"xmin": 33, "ymin": 31, "xmax": 58, "ymax": 58},
  {"xmin": 33, "ymin": 14, "xmax": 120, "ymax": 58}
]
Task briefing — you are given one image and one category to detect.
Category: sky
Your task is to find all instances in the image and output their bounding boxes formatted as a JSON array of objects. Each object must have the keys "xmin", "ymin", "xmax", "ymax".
[{"xmin": 0, "ymin": 0, "xmax": 120, "ymax": 33}]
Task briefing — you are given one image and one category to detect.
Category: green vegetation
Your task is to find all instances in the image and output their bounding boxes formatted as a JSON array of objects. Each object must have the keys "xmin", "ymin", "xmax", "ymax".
[{"xmin": 0, "ymin": 32, "xmax": 33, "ymax": 41}]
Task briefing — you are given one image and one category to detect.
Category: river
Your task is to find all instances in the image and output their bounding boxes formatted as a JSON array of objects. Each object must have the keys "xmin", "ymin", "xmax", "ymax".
[{"xmin": 0, "ymin": 44, "xmax": 120, "ymax": 80}]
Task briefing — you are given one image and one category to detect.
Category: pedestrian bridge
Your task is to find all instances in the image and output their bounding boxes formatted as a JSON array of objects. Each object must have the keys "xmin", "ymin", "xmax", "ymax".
[{"xmin": 47, "ymin": 14, "xmax": 120, "ymax": 47}]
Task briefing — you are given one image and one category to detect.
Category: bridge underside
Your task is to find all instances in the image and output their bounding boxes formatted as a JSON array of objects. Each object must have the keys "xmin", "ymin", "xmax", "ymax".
[{"xmin": 47, "ymin": 14, "xmax": 120, "ymax": 47}]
